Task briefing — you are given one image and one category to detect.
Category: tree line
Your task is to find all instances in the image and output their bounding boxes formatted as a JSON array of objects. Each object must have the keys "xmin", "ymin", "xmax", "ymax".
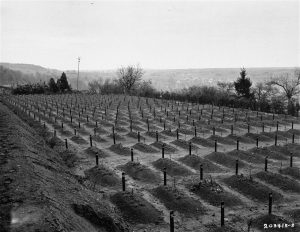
[
  {"xmin": 12, "ymin": 72, "xmax": 72, "ymax": 95},
  {"xmin": 88, "ymin": 65, "xmax": 300, "ymax": 116}
]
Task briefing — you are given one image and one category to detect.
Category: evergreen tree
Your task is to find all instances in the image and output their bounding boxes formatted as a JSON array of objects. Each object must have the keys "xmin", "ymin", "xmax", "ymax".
[
  {"xmin": 234, "ymin": 68, "xmax": 252, "ymax": 98},
  {"xmin": 48, "ymin": 78, "xmax": 58, "ymax": 93},
  {"xmin": 57, "ymin": 72, "xmax": 71, "ymax": 92}
]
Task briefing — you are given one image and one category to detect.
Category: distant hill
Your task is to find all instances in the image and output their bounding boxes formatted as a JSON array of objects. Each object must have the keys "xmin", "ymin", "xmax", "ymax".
[{"xmin": 0, "ymin": 62, "xmax": 297, "ymax": 91}]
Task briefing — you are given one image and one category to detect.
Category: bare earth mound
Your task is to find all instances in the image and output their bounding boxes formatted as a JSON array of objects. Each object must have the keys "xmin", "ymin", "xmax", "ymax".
[
  {"xmin": 151, "ymin": 186, "xmax": 205, "ymax": 217},
  {"xmin": 279, "ymin": 167, "xmax": 300, "ymax": 180},
  {"xmin": 118, "ymin": 161, "xmax": 160, "ymax": 184},
  {"xmin": 205, "ymin": 152, "xmax": 246, "ymax": 169},
  {"xmin": 84, "ymin": 146, "xmax": 109, "ymax": 158},
  {"xmin": 152, "ymin": 158, "xmax": 192, "ymax": 176},
  {"xmin": 109, "ymin": 143, "xmax": 131, "ymax": 156},
  {"xmin": 151, "ymin": 141, "xmax": 178, "ymax": 153},
  {"xmin": 188, "ymin": 180, "xmax": 243, "ymax": 207},
  {"xmin": 70, "ymin": 135, "xmax": 88, "ymax": 145},
  {"xmin": 132, "ymin": 142, "xmax": 159, "ymax": 153},
  {"xmin": 84, "ymin": 165, "xmax": 120, "ymax": 187},
  {"xmin": 226, "ymin": 150, "xmax": 265, "ymax": 164},
  {"xmin": 189, "ymin": 137, "xmax": 215, "ymax": 147},
  {"xmin": 111, "ymin": 192, "xmax": 163, "ymax": 224},
  {"xmin": 248, "ymin": 147, "xmax": 288, "ymax": 160},
  {"xmin": 255, "ymin": 171, "xmax": 300, "ymax": 193},
  {"xmin": 178, "ymin": 154, "xmax": 223, "ymax": 172},
  {"xmin": 223, "ymin": 175, "xmax": 283, "ymax": 203},
  {"xmin": 171, "ymin": 139, "xmax": 199, "ymax": 150},
  {"xmin": 208, "ymin": 135, "xmax": 236, "ymax": 145}
]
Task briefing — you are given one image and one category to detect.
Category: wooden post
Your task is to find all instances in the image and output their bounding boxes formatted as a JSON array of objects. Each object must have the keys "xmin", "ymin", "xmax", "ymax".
[
  {"xmin": 200, "ymin": 164, "xmax": 203, "ymax": 180},
  {"xmin": 96, "ymin": 155, "xmax": 99, "ymax": 166},
  {"xmin": 256, "ymin": 137, "xmax": 259, "ymax": 148},
  {"xmin": 265, "ymin": 156, "xmax": 268, "ymax": 172},
  {"xmin": 156, "ymin": 131, "xmax": 159, "ymax": 142},
  {"xmin": 90, "ymin": 135, "xmax": 92, "ymax": 147},
  {"xmin": 221, "ymin": 202, "xmax": 225, "ymax": 227},
  {"xmin": 189, "ymin": 141, "xmax": 192, "ymax": 155},
  {"xmin": 215, "ymin": 140, "xmax": 217, "ymax": 152},
  {"xmin": 170, "ymin": 211, "xmax": 174, "ymax": 232},
  {"xmin": 122, "ymin": 172, "xmax": 125, "ymax": 191},
  {"xmin": 163, "ymin": 167, "xmax": 167, "ymax": 186},
  {"xmin": 65, "ymin": 139, "xmax": 68, "ymax": 150},
  {"xmin": 138, "ymin": 131, "xmax": 140, "ymax": 142},
  {"xmin": 162, "ymin": 143, "xmax": 165, "ymax": 159},
  {"xmin": 236, "ymin": 140, "xmax": 239, "ymax": 151},
  {"xmin": 131, "ymin": 148, "xmax": 134, "ymax": 162},
  {"xmin": 268, "ymin": 193, "xmax": 272, "ymax": 215},
  {"xmin": 236, "ymin": 159, "xmax": 239, "ymax": 175},
  {"xmin": 176, "ymin": 129, "xmax": 179, "ymax": 140},
  {"xmin": 290, "ymin": 153, "xmax": 293, "ymax": 167}
]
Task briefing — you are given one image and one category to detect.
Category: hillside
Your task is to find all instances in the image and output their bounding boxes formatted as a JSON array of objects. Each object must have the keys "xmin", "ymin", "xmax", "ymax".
[{"xmin": 1, "ymin": 62, "xmax": 297, "ymax": 91}]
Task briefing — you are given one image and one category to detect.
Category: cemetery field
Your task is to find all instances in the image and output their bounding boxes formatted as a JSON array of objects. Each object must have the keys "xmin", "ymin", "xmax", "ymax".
[{"xmin": 1, "ymin": 94, "xmax": 300, "ymax": 232}]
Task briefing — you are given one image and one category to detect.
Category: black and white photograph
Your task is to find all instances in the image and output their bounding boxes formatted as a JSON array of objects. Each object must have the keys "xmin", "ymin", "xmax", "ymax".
[{"xmin": 0, "ymin": 0, "xmax": 299, "ymax": 231}]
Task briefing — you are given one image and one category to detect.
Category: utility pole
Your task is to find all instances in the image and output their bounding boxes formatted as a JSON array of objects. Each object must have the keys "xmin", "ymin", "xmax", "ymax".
[{"xmin": 77, "ymin": 57, "xmax": 80, "ymax": 91}]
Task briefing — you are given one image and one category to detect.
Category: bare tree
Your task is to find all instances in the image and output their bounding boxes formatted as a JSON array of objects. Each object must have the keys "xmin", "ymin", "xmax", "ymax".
[
  {"xmin": 253, "ymin": 81, "xmax": 277, "ymax": 101},
  {"xmin": 269, "ymin": 70, "xmax": 300, "ymax": 102},
  {"xmin": 217, "ymin": 81, "xmax": 235, "ymax": 94},
  {"xmin": 117, "ymin": 65, "xmax": 143, "ymax": 94}
]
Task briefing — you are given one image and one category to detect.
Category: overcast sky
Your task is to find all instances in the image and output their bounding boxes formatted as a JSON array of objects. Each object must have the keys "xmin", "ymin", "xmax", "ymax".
[{"xmin": 0, "ymin": 0, "xmax": 299, "ymax": 70}]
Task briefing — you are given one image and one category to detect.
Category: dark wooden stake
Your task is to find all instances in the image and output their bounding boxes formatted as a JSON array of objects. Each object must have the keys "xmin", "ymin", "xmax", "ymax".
[
  {"xmin": 268, "ymin": 193, "xmax": 272, "ymax": 215},
  {"xmin": 215, "ymin": 140, "xmax": 217, "ymax": 152},
  {"xmin": 170, "ymin": 211, "xmax": 174, "ymax": 232},
  {"xmin": 131, "ymin": 148, "xmax": 134, "ymax": 162},
  {"xmin": 96, "ymin": 155, "xmax": 99, "ymax": 166},
  {"xmin": 221, "ymin": 202, "xmax": 225, "ymax": 227},
  {"xmin": 163, "ymin": 167, "xmax": 167, "ymax": 186},
  {"xmin": 200, "ymin": 164, "xmax": 203, "ymax": 180},
  {"xmin": 122, "ymin": 172, "xmax": 125, "ymax": 191}
]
